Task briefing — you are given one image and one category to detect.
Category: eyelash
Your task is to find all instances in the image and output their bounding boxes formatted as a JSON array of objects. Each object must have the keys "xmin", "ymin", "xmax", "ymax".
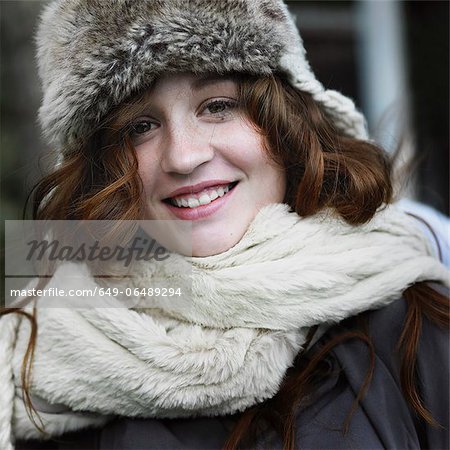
[{"xmin": 126, "ymin": 98, "xmax": 238, "ymax": 138}]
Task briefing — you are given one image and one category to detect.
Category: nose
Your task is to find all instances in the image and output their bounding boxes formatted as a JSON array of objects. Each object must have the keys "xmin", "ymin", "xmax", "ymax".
[{"xmin": 160, "ymin": 122, "xmax": 215, "ymax": 175}]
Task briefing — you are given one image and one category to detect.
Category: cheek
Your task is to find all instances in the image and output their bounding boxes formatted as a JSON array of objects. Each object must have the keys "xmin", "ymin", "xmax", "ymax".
[
  {"xmin": 219, "ymin": 126, "xmax": 267, "ymax": 168},
  {"xmin": 231, "ymin": 131, "xmax": 284, "ymax": 184},
  {"xmin": 231, "ymin": 150, "xmax": 286, "ymax": 204},
  {"xmin": 257, "ymin": 166, "xmax": 286, "ymax": 205},
  {"xmin": 136, "ymin": 149, "xmax": 160, "ymax": 192},
  {"xmin": 240, "ymin": 141, "xmax": 286, "ymax": 202}
]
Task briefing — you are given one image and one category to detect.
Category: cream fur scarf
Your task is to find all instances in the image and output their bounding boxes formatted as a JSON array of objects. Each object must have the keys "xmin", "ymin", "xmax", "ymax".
[{"xmin": 1, "ymin": 204, "xmax": 449, "ymax": 449}]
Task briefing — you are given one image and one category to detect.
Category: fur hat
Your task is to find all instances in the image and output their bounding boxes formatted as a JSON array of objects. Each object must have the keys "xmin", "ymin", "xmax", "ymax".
[{"xmin": 36, "ymin": 0, "xmax": 368, "ymax": 150}]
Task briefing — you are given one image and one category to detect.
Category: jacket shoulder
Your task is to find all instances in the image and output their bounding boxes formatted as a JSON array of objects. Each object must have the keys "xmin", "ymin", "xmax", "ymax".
[
  {"xmin": 365, "ymin": 282, "xmax": 448, "ymax": 359},
  {"xmin": 330, "ymin": 282, "xmax": 449, "ymax": 449}
]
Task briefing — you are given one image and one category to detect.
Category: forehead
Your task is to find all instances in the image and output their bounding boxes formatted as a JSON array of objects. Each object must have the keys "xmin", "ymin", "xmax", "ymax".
[{"xmin": 150, "ymin": 73, "xmax": 238, "ymax": 96}]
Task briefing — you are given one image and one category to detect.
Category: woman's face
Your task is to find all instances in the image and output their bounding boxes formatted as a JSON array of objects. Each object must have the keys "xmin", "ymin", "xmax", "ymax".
[{"xmin": 130, "ymin": 73, "xmax": 286, "ymax": 256}]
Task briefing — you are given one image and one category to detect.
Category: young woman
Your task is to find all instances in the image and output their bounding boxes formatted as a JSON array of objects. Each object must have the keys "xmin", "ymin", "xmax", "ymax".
[{"xmin": 1, "ymin": 1, "xmax": 449, "ymax": 449}]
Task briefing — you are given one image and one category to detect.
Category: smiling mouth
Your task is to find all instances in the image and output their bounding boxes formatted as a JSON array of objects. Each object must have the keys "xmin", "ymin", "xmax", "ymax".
[{"xmin": 164, "ymin": 182, "xmax": 238, "ymax": 208}]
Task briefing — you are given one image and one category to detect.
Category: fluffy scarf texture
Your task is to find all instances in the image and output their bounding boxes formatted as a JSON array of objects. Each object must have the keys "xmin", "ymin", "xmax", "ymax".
[{"xmin": 1, "ymin": 204, "xmax": 448, "ymax": 449}]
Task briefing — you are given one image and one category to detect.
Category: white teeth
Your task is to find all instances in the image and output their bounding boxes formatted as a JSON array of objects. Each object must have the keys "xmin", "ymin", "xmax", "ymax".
[
  {"xmin": 198, "ymin": 194, "xmax": 212, "ymax": 205},
  {"xmin": 188, "ymin": 198, "xmax": 200, "ymax": 208},
  {"xmin": 170, "ymin": 183, "xmax": 234, "ymax": 208}
]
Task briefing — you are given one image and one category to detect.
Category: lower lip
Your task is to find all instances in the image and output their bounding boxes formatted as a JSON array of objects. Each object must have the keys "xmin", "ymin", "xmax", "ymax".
[{"xmin": 163, "ymin": 184, "xmax": 237, "ymax": 220}]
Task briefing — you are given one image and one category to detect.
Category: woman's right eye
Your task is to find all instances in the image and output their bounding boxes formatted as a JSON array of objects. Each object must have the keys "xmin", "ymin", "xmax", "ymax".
[{"xmin": 130, "ymin": 119, "xmax": 158, "ymax": 136}]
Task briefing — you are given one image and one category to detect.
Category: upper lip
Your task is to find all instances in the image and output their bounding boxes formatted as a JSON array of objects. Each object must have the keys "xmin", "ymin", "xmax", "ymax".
[{"xmin": 165, "ymin": 180, "xmax": 235, "ymax": 199}]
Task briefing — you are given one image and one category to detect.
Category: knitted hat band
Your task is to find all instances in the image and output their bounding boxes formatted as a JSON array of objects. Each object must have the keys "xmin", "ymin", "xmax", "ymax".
[{"xmin": 36, "ymin": 0, "xmax": 368, "ymax": 149}]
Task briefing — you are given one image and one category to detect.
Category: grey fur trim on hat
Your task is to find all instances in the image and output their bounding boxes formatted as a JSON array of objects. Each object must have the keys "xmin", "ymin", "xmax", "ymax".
[{"xmin": 36, "ymin": 0, "xmax": 368, "ymax": 149}]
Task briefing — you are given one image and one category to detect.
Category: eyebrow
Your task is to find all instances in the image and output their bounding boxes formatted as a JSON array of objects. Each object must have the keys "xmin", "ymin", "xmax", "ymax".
[{"xmin": 192, "ymin": 74, "xmax": 236, "ymax": 90}]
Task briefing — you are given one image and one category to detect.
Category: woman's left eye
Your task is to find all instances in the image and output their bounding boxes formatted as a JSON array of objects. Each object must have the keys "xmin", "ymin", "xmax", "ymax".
[{"xmin": 202, "ymin": 99, "xmax": 237, "ymax": 117}]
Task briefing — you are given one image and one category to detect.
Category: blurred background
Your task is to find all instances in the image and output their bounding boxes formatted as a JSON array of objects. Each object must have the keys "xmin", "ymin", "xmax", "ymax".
[{"xmin": 1, "ymin": 0, "xmax": 449, "ymax": 221}]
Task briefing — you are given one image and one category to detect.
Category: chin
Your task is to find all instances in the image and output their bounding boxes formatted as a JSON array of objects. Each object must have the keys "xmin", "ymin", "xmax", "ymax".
[
  {"xmin": 191, "ymin": 232, "xmax": 243, "ymax": 257},
  {"xmin": 191, "ymin": 242, "xmax": 233, "ymax": 257}
]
